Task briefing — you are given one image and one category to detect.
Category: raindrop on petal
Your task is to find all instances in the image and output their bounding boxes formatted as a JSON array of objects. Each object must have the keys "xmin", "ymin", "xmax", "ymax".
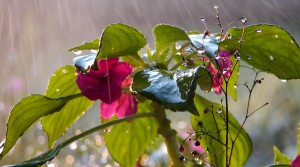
[{"xmin": 72, "ymin": 50, "xmax": 82, "ymax": 55}]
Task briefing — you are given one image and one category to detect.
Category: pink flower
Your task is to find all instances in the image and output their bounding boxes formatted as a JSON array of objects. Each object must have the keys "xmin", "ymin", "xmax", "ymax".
[
  {"xmin": 100, "ymin": 93, "xmax": 138, "ymax": 119},
  {"xmin": 207, "ymin": 50, "xmax": 232, "ymax": 94},
  {"xmin": 76, "ymin": 58, "xmax": 133, "ymax": 103},
  {"xmin": 292, "ymin": 155, "xmax": 300, "ymax": 167}
]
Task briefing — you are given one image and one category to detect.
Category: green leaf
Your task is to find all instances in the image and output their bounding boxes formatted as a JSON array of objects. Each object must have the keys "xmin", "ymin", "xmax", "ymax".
[
  {"xmin": 0, "ymin": 94, "xmax": 79, "ymax": 159},
  {"xmin": 68, "ymin": 38, "xmax": 100, "ymax": 52},
  {"xmin": 132, "ymin": 66, "xmax": 211, "ymax": 116},
  {"xmin": 41, "ymin": 66, "xmax": 93, "ymax": 148},
  {"xmin": 189, "ymin": 34, "xmax": 219, "ymax": 59},
  {"xmin": 297, "ymin": 123, "xmax": 300, "ymax": 155},
  {"xmin": 153, "ymin": 24, "xmax": 189, "ymax": 61},
  {"xmin": 104, "ymin": 101, "xmax": 158, "ymax": 167},
  {"xmin": 97, "ymin": 23, "xmax": 146, "ymax": 60},
  {"xmin": 191, "ymin": 94, "xmax": 252, "ymax": 166},
  {"xmin": 73, "ymin": 54, "xmax": 96, "ymax": 72},
  {"xmin": 274, "ymin": 146, "xmax": 291, "ymax": 164},
  {"xmin": 220, "ymin": 24, "xmax": 300, "ymax": 79}
]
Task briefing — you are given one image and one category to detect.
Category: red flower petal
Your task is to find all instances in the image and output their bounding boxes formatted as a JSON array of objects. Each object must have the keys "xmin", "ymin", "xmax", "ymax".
[{"xmin": 292, "ymin": 155, "xmax": 300, "ymax": 167}]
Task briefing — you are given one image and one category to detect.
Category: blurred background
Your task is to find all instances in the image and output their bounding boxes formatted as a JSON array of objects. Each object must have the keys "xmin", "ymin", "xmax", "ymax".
[{"xmin": 0, "ymin": 0, "xmax": 300, "ymax": 166}]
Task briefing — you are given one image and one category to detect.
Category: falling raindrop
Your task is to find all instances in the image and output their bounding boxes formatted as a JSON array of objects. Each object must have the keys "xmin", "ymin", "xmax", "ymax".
[
  {"xmin": 214, "ymin": 4, "xmax": 219, "ymax": 9},
  {"xmin": 217, "ymin": 108, "xmax": 222, "ymax": 114},
  {"xmin": 256, "ymin": 29, "xmax": 262, "ymax": 33},
  {"xmin": 281, "ymin": 79, "xmax": 287, "ymax": 83},
  {"xmin": 227, "ymin": 34, "xmax": 232, "ymax": 39},
  {"xmin": 72, "ymin": 50, "xmax": 82, "ymax": 55},
  {"xmin": 241, "ymin": 17, "xmax": 247, "ymax": 23},
  {"xmin": 269, "ymin": 55, "xmax": 274, "ymax": 61}
]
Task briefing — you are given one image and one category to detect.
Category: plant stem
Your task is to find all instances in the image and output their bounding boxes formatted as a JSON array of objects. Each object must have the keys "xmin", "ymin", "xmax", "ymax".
[
  {"xmin": 225, "ymin": 82, "xmax": 229, "ymax": 167},
  {"xmin": 152, "ymin": 103, "xmax": 184, "ymax": 167}
]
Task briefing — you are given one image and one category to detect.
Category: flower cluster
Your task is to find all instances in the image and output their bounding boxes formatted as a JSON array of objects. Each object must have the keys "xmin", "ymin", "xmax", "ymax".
[
  {"xmin": 207, "ymin": 50, "xmax": 232, "ymax": 94},
  {"xmin": 76, "ymin": 58, "xmax": 137, "ymax": 119}
]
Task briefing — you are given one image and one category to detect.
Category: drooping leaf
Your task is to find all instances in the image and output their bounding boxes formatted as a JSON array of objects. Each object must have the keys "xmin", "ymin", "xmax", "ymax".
[
  {"xmin": 132, "ymin": 66, "xmax": 212, "ymax": 116},
  {"xmin": 191, "ymin": 94, "xmax": 252, "ymax": 166},
  {"xmin": 96, "ymin": 23, "xmax": 146, "ymax": 60},
  {"xmin": 104, "ymin": 101, "xmax": 158, "ymax": 167},
  {"xmin": 220, "ymin": 24, "xmax": 300, "ymax": 80},
  {"xmin": 41, "ymin": 66, "xmax": 93, "ymax": 148},
  {"xmin": 274, "ymin": 146, "xmax": 291, "ymax": 164},
  {"xmin": 153, "ymin": 24, "xmax": 189, "ymax": 61},
  {"xmin": 68, "ymin": 38, "xmax": 100, "ymax": 52},
  {"xmin": 189, "ymin": 34, "xmax": 219, "ymax": 59},
  {"xmin": 0, "ymin": 94, "xmax": 79, "ymax": 159}
]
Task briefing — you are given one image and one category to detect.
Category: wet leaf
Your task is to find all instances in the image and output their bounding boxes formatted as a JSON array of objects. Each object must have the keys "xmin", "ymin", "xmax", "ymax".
[
  {"xmin": 41, "ymin": 66, "xmax": 93, "ymax": 148},
  {"xmin": 68, "ymin": 38, "xmax": 100, "ymax": 52},
  {"xmin": 97, "ymin": 23, "xmax": 146, "ymax": 60},
  {"xmin": 220, "ymin": 24, "xmax": 300, "ymax": 79},
  {"xmin": 153, "ymin": 24, "xmax": 189, "ymax": 61},
  {"xmin": 132, "ymin": 66, "xmax": 211, "ymax": 116},
  {"xmin": 0, "ymin": 94, "xmax": 79, "ymax": 159},
  {"xmin": 297, "ymin": 123, "xmax": 300, "ymax": 155},
  {"xmin": 189, "ymin": 34, "xmax": 219, "ymax": 59},
  {"xmin": 191, "ymin": 94, "xmax": 252, "ymax": 166},
  {"xmin": 104, "ymin": 101, "xmax": 158, "ymax": 167},
  {"xmin": 273, "ymin": 146, "xmax": 291, "ymax": 164},
  {"xmin": 73, "ymin": 54, "xmax": 96, "ymax": 72}
]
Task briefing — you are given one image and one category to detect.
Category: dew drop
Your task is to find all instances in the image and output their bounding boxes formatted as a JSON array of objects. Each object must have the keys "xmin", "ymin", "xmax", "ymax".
[
  {"xmin": 269, "ymin": 55, "xmax": 274, "ymax": 61},
  {"xmin": 195, "ymin": 157, "xmax": 203, "ymax": 165},
  {"xmin": 227, "ymin": 34, "xmax": 232, "ymax": 39},
  {"xmin": 72, "ymin": 50, "xmax": 82, "ymax": 55},
  {"xmin": 214, "ymin": 4, "xmax": 219, "ymax": 9},
  {"xmin": 56, "ymin": 89, "xmax": 60, "ymax": 92},
  {"xmin": 62, "ymin": 69, "xmax": 67, "ymax": 73},
  {"xmin": 256, "ymin": 29, "xmax": 262, "ymax": 33},
  {"xmin": 179, "ymin": 154, "xmax": 185, "ymax": 161},
  {"xmin": 275, "ymin": 34, "xmax": 278, "ymax": 38},
  {"xmin": 281, "ymin": 79, "xmax": 287, "ymax": 83},
  {"xmin": 234, "ymin": 84, "xmax": 237, "ymax": 89},
  {"xmin": 241, "ymin": 17, "xmax": 247, "ymax": 23},
  {"xmin": 194, "ymin": 140, "xmax": 201, "ymax": 146},
  {"xmin": 217, "ymin": 108, "xmax": 222, "ymax": 114},
  {"xmin": 247, "ymin": 55, "xmax": 252, "ymax": 60},
  {"xmin": 291, "ymin": 40, "xmax": 294, "ymax": 44},
  {"xmin": 90, "ymin": 49, "xmax": 98, "ymax": 54},
  {"xmin": 175, "ymin": 43, "xmax": 181, "ymax": 50},
  {"xmin": 200, "ymin": 17, "xmax": 205, "ymax": 22}
]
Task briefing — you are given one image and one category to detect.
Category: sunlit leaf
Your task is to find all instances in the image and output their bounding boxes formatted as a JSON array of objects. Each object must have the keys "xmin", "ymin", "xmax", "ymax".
[
  {"xmin": 97, "ymin": 23, "xmax": 146, "ymax": 60},
  {"xmin": 153, "ymin": 24, "xmax": 189, "ymax": 61},
  {"xmin": 274, "ymin": 146, "xmax": 291, "ymax": 164},
  {"xmin": 104, "ymin": 101, "xmax": 158, "ymax": 167},
  {"xmin": 132, "ymin": 66, "xmax": 212, "ymax": 116},
  {"xmin": 220, "ymin": 24, "xmax": 300, "ymax": 79},
  {"xmin": 0, "ymin": 94, "xmax": 79, "ymax": 159},
  {"xmin": 68, "ymin": 38, "xmax": 100, "ymax": 52},
  {"xmin": 41, "ymin": 66, "xmax": 93, "ymax": 148},
  {"xmin": 191, "ymin": 94, "xmax": 252, "ymax": 166}
]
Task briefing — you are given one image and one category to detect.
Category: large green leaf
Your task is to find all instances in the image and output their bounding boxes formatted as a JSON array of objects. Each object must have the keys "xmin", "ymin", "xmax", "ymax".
[
  {"xmin": 191, "ymin": 94, "xmax": 252, "ymax": 166},
  {"xmin": 220, "ymin": 24, "xmax": 300, "ymax": 79},
  {"xmin": 96, "ymin": 23, "xmax": 146, "ymax": 60},
  {"xmin": 41, "ymin": 66, "xmax": 93, "ymax": 148},
  {"xmin": 132, "ymin": 66, "xmax": 212, "ymax": 116},
  {"xmin": 68, "ymin": 39, "xmax": 100, "ymax": 52},
  {"xmin": 104, "ymin": 101, "xmax": 158, "ymax": 167},
  {"xmin": 0, "ymin": 94, "xmax": 79, "ymax": 159},
  {"xmin": 273, "ymin": 146, "xmax": 291, "ymax": 164},
  {"xmin": 153, "ymin": 24, "xmax": 189, "ymax": 61}
]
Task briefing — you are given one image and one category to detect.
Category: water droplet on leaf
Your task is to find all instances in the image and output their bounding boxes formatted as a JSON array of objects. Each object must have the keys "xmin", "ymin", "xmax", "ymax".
[
  {"xmin": 72, "ymin": 50, "xmax": 82, "ymax": 55},
  {"xmin": 90, "ymin": 49, "xmax": 98, "ymax": 54},
  {"xmin": 281, "ymin": 79, "xmax": 287, "ymax": 83},
  {"xmin": 275, "ymin": 34, "xmax": 278, "ymax": 38},
  {"xmin": 179, "ymin": 154, "xmax": 185, "ymax": 161},
  {"xmin": 256, "ymin": 29, "xmax": 262, "ymax": 33},
  {"xmin": 179, "ymin": 145, "xmax": 184, "ymax": 152},
  {"xmin": 217, "ymin": 108, "xmax": 222, "ymax": 114},
  {"xmin": 269, "ymin": 55, "xmax": 274, "ymax": 61},
  {"xmin": 62, "ymin": 69, "xmax": 67, "ymax": 73},
  {"xmin": 194, "ymin": 140, "xmax": 200, "ymax": 146},
  {"xmin": 247, "ymin": 56, "xmax": 252, "ymax": 60},
  {"xmin": 227, "ymin": 34, "xmax": 232, "ymax": 39},
  {"xmin": 56, "ymin": 89, "xmax": 60, "ymax": 92},
  {"xmin": 234, "ymin": 84, "xmax": 237, "ymax": 89}
]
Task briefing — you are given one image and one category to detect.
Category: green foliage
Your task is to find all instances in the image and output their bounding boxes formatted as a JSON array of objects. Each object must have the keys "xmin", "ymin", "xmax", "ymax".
[
  {"xmin": 132, "ymin": 66, "xmax": 212, "ymax": 116},
  {"xmin": 68, "ymin": 39, "xmax": 100, "ymax": 52},
  {"xmin": 189, "ymin": 34, "xmax": 219, "ymax": 59},
  {"xmin": 273, "ymin": 146, "xmax": 291, "ymax": 164},
  {"xmin": 0, "ymin": 94, "xmax": 80, "ymax": 159},
  {"xmin": 153, "ymin": 24, "xmax": 189, "ymax": 61},
  {"xmin": 297, "ymin": 123, "xmax": 300, "ymax": 155},
  {"xmin": 220, "ymin": 24, "xmax": 300, "ymax": 80},
  {"xmin": 97, "ymin": 23, "xmax": 146, "ymax": 60},
  {"xmin": 191, "ymin": 94, "xmax": 252, "ymax": 167},
  {"xmin": 41, "ymin": 66, "xmax": 93, "ymax": 148},
  {"xmin": 104, "ymin": 101, "xmax": 158, "ymax": 167}
]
